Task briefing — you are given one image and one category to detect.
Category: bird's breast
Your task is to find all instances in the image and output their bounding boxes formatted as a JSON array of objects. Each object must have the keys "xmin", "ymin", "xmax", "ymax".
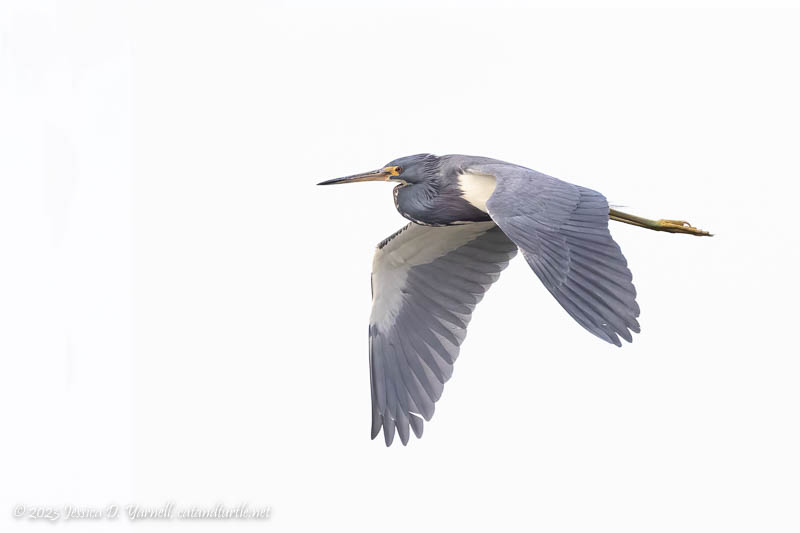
[{"xmin": 456, "ymin": 171, "xmax": 497, "ymax": 214}]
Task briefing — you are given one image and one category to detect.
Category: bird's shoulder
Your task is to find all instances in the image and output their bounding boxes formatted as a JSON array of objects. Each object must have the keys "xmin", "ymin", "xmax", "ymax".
[
  {"xmin": 441, "ymin": 156, "xmax": 580, "ymax": 218},
  {"xmin": 440, "ymin": 154, "xmax": 565, "ymax": 189}
]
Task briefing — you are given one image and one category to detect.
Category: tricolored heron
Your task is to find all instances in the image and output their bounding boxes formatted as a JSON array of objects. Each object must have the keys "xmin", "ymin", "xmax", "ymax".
[{"xmin": 318, "ymin": 153, "xmax": 710, "ymax": 446}]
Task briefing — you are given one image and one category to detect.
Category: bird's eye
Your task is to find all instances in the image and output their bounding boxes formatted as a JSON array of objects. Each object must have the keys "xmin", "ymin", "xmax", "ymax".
[{"xmin": 395, "ymin": 166, "xmax": 402, "ymax": 174}]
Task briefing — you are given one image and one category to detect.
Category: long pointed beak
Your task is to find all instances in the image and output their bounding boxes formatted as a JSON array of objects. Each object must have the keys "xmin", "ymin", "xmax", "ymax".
[{"xmin": 317, "ymin": 166, "xmax": 400, "ymax": 186}]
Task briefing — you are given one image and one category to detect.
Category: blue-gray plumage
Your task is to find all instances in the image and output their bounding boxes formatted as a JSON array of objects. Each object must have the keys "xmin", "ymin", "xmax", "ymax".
[{"xmin": 318, "ymin": 153, "xmax": 710, "ymax": 446}]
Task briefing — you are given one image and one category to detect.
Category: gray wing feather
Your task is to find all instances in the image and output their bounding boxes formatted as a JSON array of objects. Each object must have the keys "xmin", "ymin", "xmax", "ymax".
[
  {"xmin": 369, "ymin": 222, "xmax": 518, "ymax": 446},
  {"xmin": 473, "ymin": 163, "xmax": 640, "ymax": 346}
]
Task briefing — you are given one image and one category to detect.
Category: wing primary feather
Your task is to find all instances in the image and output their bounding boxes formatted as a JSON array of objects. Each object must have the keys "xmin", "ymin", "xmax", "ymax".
[
  {"xmin": 368, "ymin": 222, "xmax": 517, "ymax": 445},
  {"xmin": 479, "ymin": 162, "xmax": 640, "ymax": 347},
  {"xmin": 409, "ymin": 414, "xmax": 424, "ymax": 438}
]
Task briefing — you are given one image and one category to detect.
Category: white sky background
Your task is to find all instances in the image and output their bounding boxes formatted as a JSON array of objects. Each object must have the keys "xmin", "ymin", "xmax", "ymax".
[{"xmin": 2, "ymin": 3, "xmax": 799, "ymax": 532}]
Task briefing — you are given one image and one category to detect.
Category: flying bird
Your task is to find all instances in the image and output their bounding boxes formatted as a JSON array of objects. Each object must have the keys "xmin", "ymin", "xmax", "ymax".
[{"xmin": 318, "ymin": 154, "xmax": 710, "ymax": 446}]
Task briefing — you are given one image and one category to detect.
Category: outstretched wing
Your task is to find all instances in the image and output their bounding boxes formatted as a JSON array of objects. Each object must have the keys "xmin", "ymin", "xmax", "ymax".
[
  {"xmin": 469, "ymin": 163, "xmax": 640, "ymax": 346},
  {"xmin": 369, "ymin": 221, "xmax": 518, "ymax": 446}
]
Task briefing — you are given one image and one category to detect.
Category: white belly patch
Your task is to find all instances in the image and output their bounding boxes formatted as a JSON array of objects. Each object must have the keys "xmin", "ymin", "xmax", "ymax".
[{"xmin": 457, "ymin": 171, "xmax": 497, "ymax": 213}]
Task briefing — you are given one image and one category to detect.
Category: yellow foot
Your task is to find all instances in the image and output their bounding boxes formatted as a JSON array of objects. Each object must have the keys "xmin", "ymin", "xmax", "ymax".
[
  {"xmin": 655, "ymin": 219, "xmax": 712, "ymax": 236},
  {"xmin": 609, "ymin": 209, "xmax": 713, "ymax": 237}
]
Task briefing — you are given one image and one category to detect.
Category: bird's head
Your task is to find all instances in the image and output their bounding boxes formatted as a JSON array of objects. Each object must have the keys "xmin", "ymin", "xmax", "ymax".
[
  {"xmin": 316, "ymin": 154, "xmax": 440, "ymax": 187},
  {"xmin": 318, "ymin": 154, "xmax": 485, "ymax": 226}
]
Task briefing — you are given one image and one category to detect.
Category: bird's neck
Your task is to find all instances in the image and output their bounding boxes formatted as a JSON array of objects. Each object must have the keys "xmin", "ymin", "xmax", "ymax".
[{"xmin": 394, "ymin": 177, "xmax": 492, "ymax": 227}]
